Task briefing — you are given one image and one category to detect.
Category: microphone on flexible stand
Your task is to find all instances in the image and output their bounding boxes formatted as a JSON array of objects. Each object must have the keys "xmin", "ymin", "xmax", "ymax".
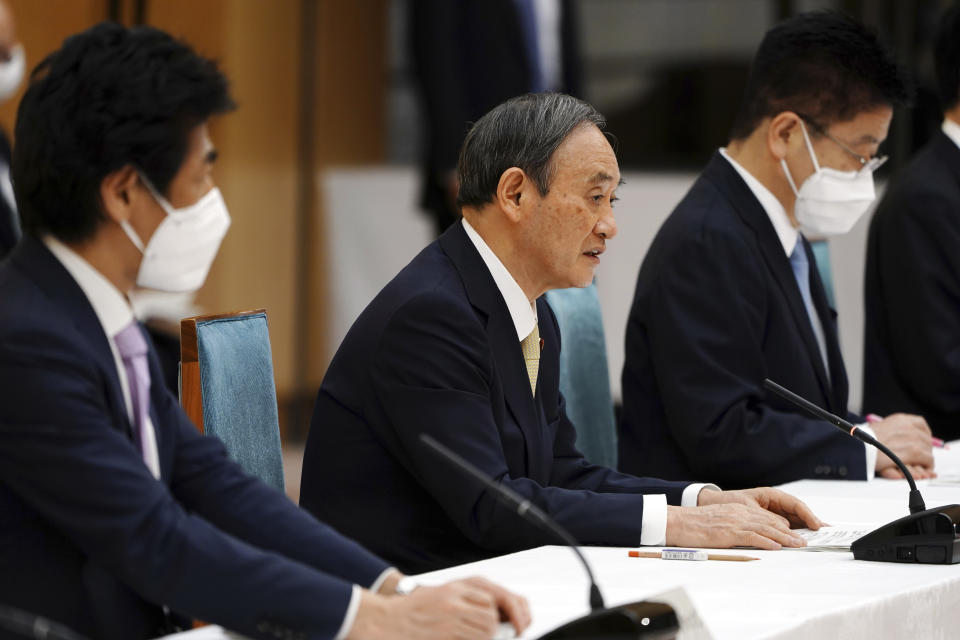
[
  {"xmin": 763, "ymin": 379, "xmax": 960, "ymax": 564},
  {"xmin": 420, "ymin": 434, "xmax": 679, "ymax": 639}
]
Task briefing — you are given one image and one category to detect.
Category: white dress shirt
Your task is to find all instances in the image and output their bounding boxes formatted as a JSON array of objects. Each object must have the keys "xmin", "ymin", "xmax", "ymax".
[
  {"xmin": 718, "ymin": 150, "xmax": 877, "ymax": 479},
  {"xmin": 462, "ymin": 219, "xmax": 709, "ymax": 545},
  {"xmin": 943, "ymin": 118, "xmax": 960, "ymax": 150}
]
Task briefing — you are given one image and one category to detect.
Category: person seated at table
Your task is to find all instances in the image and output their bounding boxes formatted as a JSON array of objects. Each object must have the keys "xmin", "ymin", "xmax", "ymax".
[
  {"xmin": 0, "ymin": 22, "xmax": 529, "ymax": 640},
  {"xmin": 863, "ymin": 2, "xmax": 960, "ymax": 443},
  {"xmin": 300, "ymin": 91, "xmax": 824, "ymax": 575},
  {"xmin": 618, "ymin": 10, "xmax": 935, "ymax": 489}
]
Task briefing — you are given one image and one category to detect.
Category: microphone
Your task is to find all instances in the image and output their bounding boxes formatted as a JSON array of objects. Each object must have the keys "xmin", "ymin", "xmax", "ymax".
[
  {"xmin": 420, "ymin": 434, "xmax": 679, "ymax": 639},
  {"xmin": 763, "ymin": 379, "xmax": 960, "ymax": 564}
]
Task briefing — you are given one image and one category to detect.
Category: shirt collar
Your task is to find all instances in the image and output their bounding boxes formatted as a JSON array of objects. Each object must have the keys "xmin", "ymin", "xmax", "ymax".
[
  {"xmin": 719, "ymin": 147, "xmax": 799, "ymax": 257},
  {"xmin": 943, "ymin": 118, "xmax": 960, "ymax": 152},
  {"xmin": 43, "ymin": 235, "xmax": 135, "ymax": 338},
  {"xmin": 461, "ymin": 218, "xmax": 537, "ymax": 341}
]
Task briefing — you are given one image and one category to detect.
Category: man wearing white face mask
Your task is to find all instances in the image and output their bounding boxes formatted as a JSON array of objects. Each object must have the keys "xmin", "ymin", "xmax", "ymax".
[
  {"xmin": 620, "ymin": 10, "xmax": 936, "ymax": 488},
  {"xmin": 0, "ymin": 22, "xmax": 530, "ymax": 640},
  {"xmin": 0, "ymin": 0, "xmax": 25, "ymax": 260}
]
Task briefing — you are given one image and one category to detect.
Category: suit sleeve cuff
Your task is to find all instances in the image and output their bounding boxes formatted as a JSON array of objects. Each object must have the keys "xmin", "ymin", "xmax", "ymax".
[
  {"xmin": 681, "ymin": 483, "xmax": 718, "ymax": 507},
  {"xmin": 639, "ymin": 494, "xmax": 667, "ymax": 546},
  {"xmin": 368, "ymin": 567, "xmax": 397, "ymax": 594},
  {"xmin": 860, "ymin": 423, "xmax": 877, "ymax": 480},
  {"xmin": 333, "ymin": 585, "xmax": 362, "ymax": 640}
]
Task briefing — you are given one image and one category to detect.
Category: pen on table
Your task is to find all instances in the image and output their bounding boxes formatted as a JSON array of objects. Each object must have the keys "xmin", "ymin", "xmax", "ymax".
[
  {"xmin": 628, "ymin": 549, "xmax": 759, "ymax": 562},
  {"xmin": 865, "ymin": 413, "xmax": 948, "ymax": 449}
]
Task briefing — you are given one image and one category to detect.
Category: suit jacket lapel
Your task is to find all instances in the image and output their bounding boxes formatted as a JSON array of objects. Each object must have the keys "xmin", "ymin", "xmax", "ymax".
[
  {"xmin": 439, "ymin": 224, "xmax": 542, "ymax": 476},
  {"xmin": 801, "ymin": 238, "xmax": 849, "ymax": 412},
  {"xmin": 11, "ymin": 236, "xmax": 135, "ymax": 441},
  {"xmin": 704, "ymin": 153, "xmax": 834, "ymax": 400}
]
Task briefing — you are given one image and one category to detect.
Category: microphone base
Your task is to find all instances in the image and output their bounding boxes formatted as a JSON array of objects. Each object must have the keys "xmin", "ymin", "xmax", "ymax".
[
  {"xmin": 851, "ymin": 504, "xmax": 960, "ymax": 564},
  {"xmin": 537, "ymin": 600, "xmax": 679, "ymax": 640}
]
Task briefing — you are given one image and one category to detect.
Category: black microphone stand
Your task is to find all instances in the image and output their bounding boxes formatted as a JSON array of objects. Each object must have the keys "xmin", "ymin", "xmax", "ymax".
[
  {"xmin": 421, "ymin": 434, "xmax": 679, "ymax": 639},
  {"xmin": 764, "ymin": 379, "xmax": 960, "ymax": 564}
]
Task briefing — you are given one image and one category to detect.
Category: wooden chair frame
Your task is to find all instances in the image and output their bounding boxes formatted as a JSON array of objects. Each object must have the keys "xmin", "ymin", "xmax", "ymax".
[{"xmin": 179, "ymin": 308, "xmax": 268, "ymax": 434}]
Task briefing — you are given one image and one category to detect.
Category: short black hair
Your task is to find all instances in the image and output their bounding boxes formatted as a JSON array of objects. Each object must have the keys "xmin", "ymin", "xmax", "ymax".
[
  {"xmin": 730, "ymin": 10, "xmax": 911, "ymax": 140},
  {"xmin": 12, "ymin": 22, "xmax": 235, "ymax": 243},
  {"xmin": 457, "ymin": 93, "xmax": 606, "ymax": 210},
  {"xmin": 934, "ymin": 2, "xmax": 960, "ymax": 111}
]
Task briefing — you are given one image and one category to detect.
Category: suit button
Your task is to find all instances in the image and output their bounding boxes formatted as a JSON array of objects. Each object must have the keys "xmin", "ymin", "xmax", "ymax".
[
  {"xmin": 838, "ymin": 466, "xmax": 848, "ymax": 477},
  {"xmin": 256, "ymin": 622, "xmax": 269, "ymax": 633}
]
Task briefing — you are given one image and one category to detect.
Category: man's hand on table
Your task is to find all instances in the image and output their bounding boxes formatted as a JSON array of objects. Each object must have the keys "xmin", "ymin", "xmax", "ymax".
[
  {"xmin": 665, "ymin": 487, "xmax": 826, "ymax": 551},
  {"xmin": 352, "ymin": 573, "xmax": 531, "ymax": 640}
]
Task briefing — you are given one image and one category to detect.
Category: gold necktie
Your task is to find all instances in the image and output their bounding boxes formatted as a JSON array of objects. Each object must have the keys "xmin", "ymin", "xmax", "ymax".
[{"xmin": 521, "ymin": 324, "xmax": 541, "ymax": 396}]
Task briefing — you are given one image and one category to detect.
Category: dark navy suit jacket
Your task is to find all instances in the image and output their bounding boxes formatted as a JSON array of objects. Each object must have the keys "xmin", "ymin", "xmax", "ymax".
[
  {"xmin": 300, "ymin": 223, "xmax": 689, "ymax": 575},
  {"xmin": 864, "ymin": 132, "xmax": 960, "ymax": 440},
  {"xmin": 0, "ymin": 237, "xmax": 389, "ymax": 640},
  {"xmin": 619, "ymin": 152, "xmax": 865, "ymax": 488}
]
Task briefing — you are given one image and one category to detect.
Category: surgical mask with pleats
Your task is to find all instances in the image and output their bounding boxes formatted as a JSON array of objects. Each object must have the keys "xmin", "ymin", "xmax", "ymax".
[
  {"xmin": 120, "ymin": 175, "xmax": 230, "ymax": 292},
  {"xmin": 780, "ymin": 121, "xmax": 876, "ymax": 236},
  {"xmin": 0, "ymin": 44, "xmax": 25, "ymax": 102}
]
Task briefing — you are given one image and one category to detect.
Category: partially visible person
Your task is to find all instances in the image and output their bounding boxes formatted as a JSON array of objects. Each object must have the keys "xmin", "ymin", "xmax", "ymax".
[
  {"xmin": 0, "ymin": 0, "xmax": 24, "ymax": 259},
  {"xmin": 619, "ymin": 11, "xmax": 935, "ymax": 488},
  {"xmin": 863, "ymin": 2, "xmax": 960, "ymax": 442},
  {"xmin": 301, "ymin": 92, "xmax": 824, "ymax": 576},
  {"xmin": 0, "ymin": 22, "xmax": 529, "ymax": 640},
  {"xmin": 409, "ymin": 0, "xmax": 581, "ymax": 235}
]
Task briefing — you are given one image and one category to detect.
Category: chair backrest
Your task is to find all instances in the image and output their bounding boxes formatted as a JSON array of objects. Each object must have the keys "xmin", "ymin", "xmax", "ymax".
[
  {"xmin": 809, "ymin": 238, "xmax": 836, "ymax": 309},
  {"xmin": 180, "ymin": 309, "xmax": 284, "ymax": 490},
  {"xmin": 544, "ymin": 282, "xmax": 618, "ymax": 468}
]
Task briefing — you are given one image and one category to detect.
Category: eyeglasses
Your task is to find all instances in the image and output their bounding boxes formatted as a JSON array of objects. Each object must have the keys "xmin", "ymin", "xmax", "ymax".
[{"xmin": 796, "ymin": 113, "xmax": 888, "ymax": 173}]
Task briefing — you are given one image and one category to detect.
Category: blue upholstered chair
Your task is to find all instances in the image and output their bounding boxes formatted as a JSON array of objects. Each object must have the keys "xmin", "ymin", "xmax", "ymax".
[
  {"xmin": 179, "ymin": 309, "xmax": 285, "ymax": 491},
  {"xmin": 544, "ymin": 282, "xmax": 618, "ymax": 468}
]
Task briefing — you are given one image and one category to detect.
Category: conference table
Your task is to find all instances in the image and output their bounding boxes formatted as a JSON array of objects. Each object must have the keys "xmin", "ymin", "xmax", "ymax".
[{"xmin": 166, "ymin": 443, "xmax": 960, "ymax": 639}]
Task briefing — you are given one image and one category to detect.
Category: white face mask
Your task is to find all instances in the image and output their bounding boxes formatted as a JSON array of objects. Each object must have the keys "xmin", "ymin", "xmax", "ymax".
[
  {"xmin": 0, "ymin": 44, "xmax": 25, "ymax": 102},
  {"xmin": 780, "ymin": 120, "xmax": 876, "ymax": 237},
  {"xmin": 120, "ymin": 175, "xmax": 231, "ymax": 292}
]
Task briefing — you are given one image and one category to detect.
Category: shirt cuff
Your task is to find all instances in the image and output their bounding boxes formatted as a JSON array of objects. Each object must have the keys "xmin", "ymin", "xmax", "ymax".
[
  {"xmin": 368, "ymin": 567, "xmax": 397, "ymax": 594},
  {"xmin": 333, "ymin": 585, "xmax": 362, "ymax": 640},
  {"xmin": 639, "ymin": 494, "xmax": 667, "ymax": 546},
  {"xmin": 860, "ymin": 423, "xmax": 877, "ymax": 480},
  {"xmin": 681, "ymin": 483, "xmax": 719, "ymax": 507}
]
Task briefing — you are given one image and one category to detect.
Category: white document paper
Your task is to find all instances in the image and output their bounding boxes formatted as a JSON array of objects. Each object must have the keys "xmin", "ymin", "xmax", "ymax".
[{"xmin": 791, "ymin": 524, "xmax": 877, "ymax": 550}]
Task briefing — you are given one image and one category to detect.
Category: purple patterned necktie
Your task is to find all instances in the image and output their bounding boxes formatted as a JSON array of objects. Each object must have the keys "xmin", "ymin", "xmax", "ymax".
[{"xmin": 113, "ymin": 321, "xmax": 155, "ymax": 469}]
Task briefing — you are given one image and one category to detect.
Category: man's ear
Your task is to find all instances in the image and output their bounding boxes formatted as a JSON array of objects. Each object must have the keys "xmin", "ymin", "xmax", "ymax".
[
  {"xmin": 99, "ymin": 166, "xmax": 140, "ymax": 225},
  {"xmin": 767, "ymin": 112, "xmax": 801, "ymax": 161},
  {"xmin": 495, "ymin": 167, "xmax": 529, "ymax": 223}
]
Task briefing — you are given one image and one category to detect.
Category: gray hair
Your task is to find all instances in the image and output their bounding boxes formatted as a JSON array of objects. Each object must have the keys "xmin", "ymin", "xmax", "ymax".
[{"xmin": 456, "ymin": 93, "xmax": 606, "ymax": 209}]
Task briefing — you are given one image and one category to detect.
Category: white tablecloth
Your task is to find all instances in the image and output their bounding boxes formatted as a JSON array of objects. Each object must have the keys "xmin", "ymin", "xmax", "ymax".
[
  {"xmin": 163, "ymin": 445, "xmax": 960, "ymax": 639},
  {"xmin": 414, "ymin": 444, "xmax": 960, "ymax": 639}
]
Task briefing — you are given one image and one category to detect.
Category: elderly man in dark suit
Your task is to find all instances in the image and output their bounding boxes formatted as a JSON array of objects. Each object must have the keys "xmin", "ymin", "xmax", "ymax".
[
  {"xmin": 0, "ymin": 22, "xmax": 528, "ymax": 640},
  {"xmin": 301, "ymin": 92, "xmax": 823, "ymax": 576},
  {"xmin": 619, "ymin": 11, "xmax": 935, "ymax": 489},
  {"xmin": 863, "ymin": 2, "xmax": 960, "ymax": 442}
]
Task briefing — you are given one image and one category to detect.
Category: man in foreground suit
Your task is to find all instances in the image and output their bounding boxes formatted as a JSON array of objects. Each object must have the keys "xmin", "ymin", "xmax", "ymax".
[
  {"xmin": 0, "ymin": 23, "xmax": 529, "ymax": 640},
  {"xmin": 619, "ymin": 11, "xmax": 935, "ymax": 488},
  {"xmin": 301, "ymin": 92, "xmax": 824, "ymax": 576},
  {"xmin": 863, "ymin": 2, "xmax": 960, "ymax": 441}
]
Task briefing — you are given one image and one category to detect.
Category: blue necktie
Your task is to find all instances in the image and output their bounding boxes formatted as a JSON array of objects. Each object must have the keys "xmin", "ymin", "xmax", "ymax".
[
  {"xmin": 789, "ymin": 238, "xmax": 830, "ymax": 381},
  {"xmin": 513, "ymin": 0, "xmax": 546, "ymax": 92}
]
